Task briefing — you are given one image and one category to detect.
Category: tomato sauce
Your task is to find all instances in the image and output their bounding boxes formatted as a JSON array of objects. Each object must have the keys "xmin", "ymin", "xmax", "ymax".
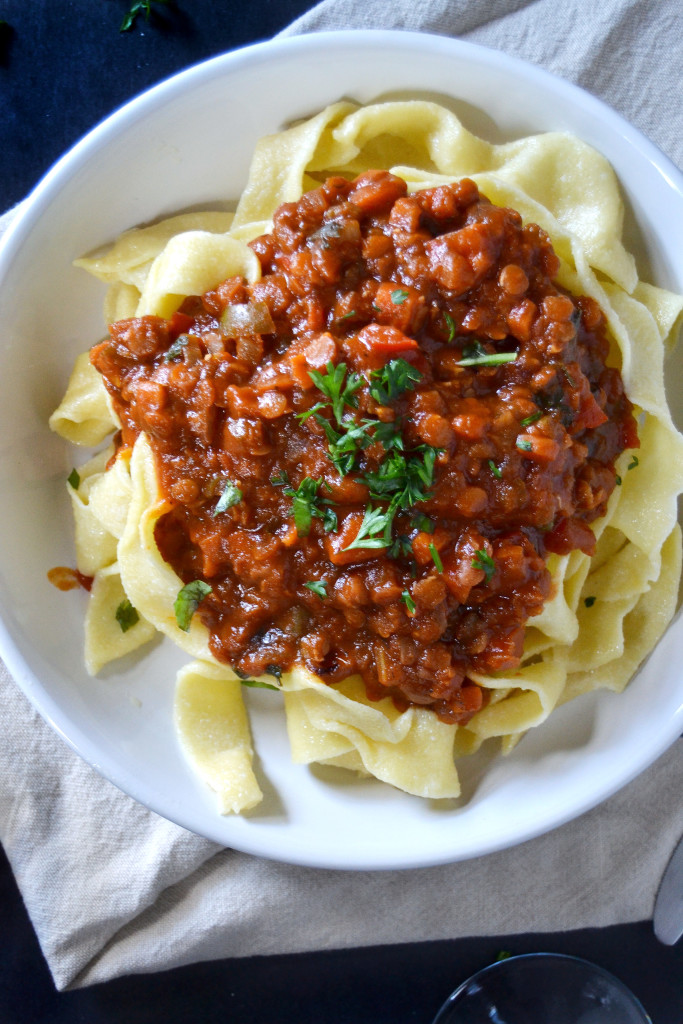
[{"xmin": 90, "ymin": 172, "xmax": 638, "ymax": 723}]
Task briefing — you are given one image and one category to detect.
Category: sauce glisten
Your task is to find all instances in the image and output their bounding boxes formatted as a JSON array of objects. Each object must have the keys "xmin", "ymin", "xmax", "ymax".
[{"xmin": 90, "ymin": 171, "xmax": 638, "ymax": 723}]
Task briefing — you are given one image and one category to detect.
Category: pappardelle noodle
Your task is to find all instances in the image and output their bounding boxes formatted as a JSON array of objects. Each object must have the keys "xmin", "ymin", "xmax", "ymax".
[{"xmin": 50, "ymin": 100, "xmax": 683, "ymax": 814}]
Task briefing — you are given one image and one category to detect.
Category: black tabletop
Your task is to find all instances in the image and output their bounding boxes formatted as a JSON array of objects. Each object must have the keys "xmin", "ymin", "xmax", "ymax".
[{"xmin": 2, "ymin": 3, "xmax": 683, "ymax": 1021}]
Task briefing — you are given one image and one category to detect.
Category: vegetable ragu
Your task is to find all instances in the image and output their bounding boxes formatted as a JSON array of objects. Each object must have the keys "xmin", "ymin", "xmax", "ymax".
[{"xmin": 89, "ymin": 171, "xmax": 638, "ymax": 723}]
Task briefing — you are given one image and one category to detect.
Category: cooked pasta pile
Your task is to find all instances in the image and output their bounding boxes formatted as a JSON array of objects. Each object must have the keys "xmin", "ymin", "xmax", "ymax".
[{"xmin": 50, "ymin": 101, "xmax": 683, "ymax": 813}]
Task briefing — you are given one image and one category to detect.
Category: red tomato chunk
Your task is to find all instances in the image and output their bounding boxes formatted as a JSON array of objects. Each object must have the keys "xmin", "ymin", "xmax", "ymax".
[{"xmin": 90, "ymin": 172, "xmax": 638, "ymax": 724}]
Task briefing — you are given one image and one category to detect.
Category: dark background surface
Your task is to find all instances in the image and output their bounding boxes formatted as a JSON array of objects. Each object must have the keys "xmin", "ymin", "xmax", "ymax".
[{"xmin": 1, "ymin": 2, "xmax": 682, "ymax": 1021}]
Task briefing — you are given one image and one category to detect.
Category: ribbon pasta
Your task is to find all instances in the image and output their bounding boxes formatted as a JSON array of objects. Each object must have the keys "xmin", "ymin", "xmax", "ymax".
[{"xmin": 50, "ymin": 101, "xmax": 683, "ymax": 813}]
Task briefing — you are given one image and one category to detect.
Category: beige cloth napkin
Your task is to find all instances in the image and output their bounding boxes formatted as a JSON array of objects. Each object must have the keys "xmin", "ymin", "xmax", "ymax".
[{"xmin": 2, "ymin": 0, "xmax": 683, "ymax": 993}]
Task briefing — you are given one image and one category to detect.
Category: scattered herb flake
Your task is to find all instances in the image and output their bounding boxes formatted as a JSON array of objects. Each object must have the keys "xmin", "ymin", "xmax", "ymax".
[
  {"xmin": 584, "ymin": 595, "xmax": 596, "ymax": 608},
  {"xmin": 270, "ymin": 470, "xmax": 289, "ymax": 486},
  {"xmin": 520, "ymin": 411, "xmax": 543, "ymax": 427},
  {"xmin": 495, "ymin": 951, "xmax": 513, "ymax": 962},
  {"xmin": 616, "ymin": 474, "xmax": 622, "ymax": 486},
  {"xmin": 164, "ymin": 334, "xmax": 189, "ymax": 362},
  {"xmin": 67, "ymin": 468, "xmax": 80, "ymax": 490},
  {"xmin": 343, "ymin": 505, "xmax": 393, "ymax": 551},
  {"xmin": 444, "ymin": 311, "xmax": 456, "ymax": 343},
  {"xmin": 628, "ymin": 455, "xmax": 639, "ymax": 470},
  {"xmin": 115, "ymin": 599, "xmax": 139, "ymax": 633},
  {"xmin": 308, "ymin": 361, "xmax": 362, "ymax": 426},
  {"xmin": 562, "ymin": 367, "xmax": 576, "ymax": 388},
  {"xmin": 265, "ymin": 663, "xmax": 283, "ymax": 682},
  {"xmin": 304, "ymin": 580, "xmax": 327, "ymax": 599},
  {"xmin": 120, "ymin": 0, "xmax": 171, "ymax": 32},
  {"xmin": 240, "ymin": 677, "xmax": 280, "ymax": 691},
  {"xmin": 516, "ymin": 437, "xmax": 533, "ymax": 452},
  {"xmin": 401, "ymin": 590, "xmax": 416, "ymax": 615},
  {"xmin": 391, "ymin": 288, "xmax": 410, "ymax": 305},
  {"xmin": 429, "ymin": 543, "xmax": 444, "ymax": 573},
  {"xmin": 471, "ymin": 549, "xmax": 496, "ymax": 583},
  {"xmin": 457, "ymin": 347, "xmax": 518, "ymax": 367},
  {"xmin": 369, "ymin": 358, "xmax": 422, "ymax": 406},
  {"xmin": 213, "ymin": 479, "xmax": 242, "ymax": 515},
  {"xmin": 488, "ymin": 459, "xmax": 502, "ymax": 479},
  {"xmin": 174, "ymin": 580, "xmax": 212, "ymax": 632},
  {"xmin": 284, "ymin": 477, "xmax": 337, "ymax": 537},
  {"xmin": 411, "ymin": 513, "xmax": 435, "ymax": 534}
]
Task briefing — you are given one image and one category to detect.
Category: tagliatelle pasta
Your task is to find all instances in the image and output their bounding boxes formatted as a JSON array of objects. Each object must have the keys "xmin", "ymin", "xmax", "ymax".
[{"xmin": 50, "ymin": 101, "xmax": 683, "ymax": 814}]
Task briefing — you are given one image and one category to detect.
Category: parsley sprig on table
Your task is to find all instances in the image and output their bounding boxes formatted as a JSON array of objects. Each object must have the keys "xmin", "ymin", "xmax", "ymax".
[{"xmin": 120, "ymin": 0, "xmax": 172, "ymax": 32}]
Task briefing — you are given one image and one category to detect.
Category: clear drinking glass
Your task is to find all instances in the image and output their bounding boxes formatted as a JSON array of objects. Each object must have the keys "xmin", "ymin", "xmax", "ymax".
[{"xmin": 432, "ymin": 953, "xmax": 651, "ymax": 1024}]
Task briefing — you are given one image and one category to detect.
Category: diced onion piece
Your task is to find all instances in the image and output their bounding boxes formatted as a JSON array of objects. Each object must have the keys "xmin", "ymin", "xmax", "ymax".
[{"xmin": 220, "ymin": 301, "xmax": 275, "ymax": 338}]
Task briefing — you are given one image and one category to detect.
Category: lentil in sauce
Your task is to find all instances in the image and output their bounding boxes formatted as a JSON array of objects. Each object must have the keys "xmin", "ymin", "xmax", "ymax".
[{"xmin": 90, "ymin": 172, "xmax": 638, "ymax": 724}]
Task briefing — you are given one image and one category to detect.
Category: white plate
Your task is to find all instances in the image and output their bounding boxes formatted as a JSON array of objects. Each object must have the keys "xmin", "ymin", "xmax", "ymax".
[{"xmin": 1, "ymin": 30, "xmax": 681, "ymax": 870}]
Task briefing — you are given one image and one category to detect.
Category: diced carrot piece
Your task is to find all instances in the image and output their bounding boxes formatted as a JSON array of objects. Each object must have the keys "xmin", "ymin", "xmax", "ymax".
[
  {"xmin": 358, "ymin": 323, "xmax": 419, "ymax": 354},
  {"xmin": 324, "ymin": 512, "xmax": 380, "ymax": 566}
]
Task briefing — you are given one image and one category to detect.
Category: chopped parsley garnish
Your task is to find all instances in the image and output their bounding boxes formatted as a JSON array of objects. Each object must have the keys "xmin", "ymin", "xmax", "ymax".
[
  {"xmin": 308, "ymin": 361, "xmax": 363, "ymax": 426},
  {"xmin": 343, "ymin": 505, "xmax": 393, "ymax": 551},
  {"xmin": 363, "ymin": 445, "xmax": 440, "ymax": 508},
  {"xmin": 616, "ymin": 474, "xmax": 622, "ymax": 486},
  {"xmin": 516, "ymin": 437, "xmax": 533, "ymax": 452},
  {"xmin": 456, "ymin": 340, "xmax": 517, "ymax": 367},
  {"xmin": 412, "ymin": 512, "xmax": 435, "ymax": 534},
  {"xmin": 213, "ymin": 479, "xmax": 242, "ymax": 515},
  {"xmin": 284, "ymin": 477, "xmax": 337, "ymax": 536},
  {"xmin": 584, "ymin": 595, "xmax": 596, "ymax": 608},
  {"xmin": 562, "ymin": 367, "xmax": 576, "ymax": 388},
  {"xmin": 337, "ymin": 310, "xmax": 356, "ymax": 321},
  {"xmin": 304, "ymin": 580, "xmax": 328, "ymax": 599},
  {"xmin": 265, "ymin": 663, "xmax": 283, "ymax": 682},
  {"xmin": 164, "ymin": 334, "xmax": 189, "ymax": 362},
  {"xmin": 120, "ymin": 0, "xmax": 171, "ymax": 31},
  {"xmin": 239, "ymin": 677, "xmax": 280, "ymax": 691},
  {"xmin": 391, "ymin": 288, "xmax": 410, "ymax": 304},
  {"xmin": 401, "ymin": 590, "xmax": 416, "ymax": 614},
  {"xmin": 115, "ymin": 599, "xmax": 139, "ymax": 633},
  {"xmin": 369, "ymin": 358, "xmax": 422, "ymax": 406},
  {"xmin": 471, "ymin": 549, "xmax": 495, "ymax": 583},
  {"xmin": 488, "ymin": 459, "xmax": 502, "ymax": 479},
  {"xmin": 174, "ymin": 580, "xmax": 212, "ymax": 632},
  {"xmin": 628, "ymin": 455, "xmax": 639, "ymax": 470},
  {"xmin": 520, "ymin": 411, "xmax": 543, "ymax": 427},
  {"xmin": 387, "ymin": 534, "xmax": 414, "ymax": 559},
  {"xmin": 67, "ymin": 468, "xmax": 80, "ymax": 490},
  {"xmin": 270, "ymin": 470, "xmax": 289, "ymax": 486},
  {"xmin": 444, "ymin": 311, "xmax": 456, "ymax": 343},
  {"xmin": 429, "ymin": 543, "xmax": 444, "ymax": 573}
]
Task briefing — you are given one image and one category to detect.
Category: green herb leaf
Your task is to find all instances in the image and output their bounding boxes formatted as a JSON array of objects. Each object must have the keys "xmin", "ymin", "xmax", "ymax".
[
  {"xmin": 488, "ymin": 459, "xmax": 502, "ymax": 479},
  {"xmin": 429, "ymin": 543, "xmax": 444, "ymax": 573},
  {"xmin": 471, "ymin": 549, "xmax": 495, "ymax": 583},
  {"xmin": 411, "ymin": 512, "xmax": 435, "ymax": 534},
  {"xmin": 457, "ymin": 339, "xmax": 517, "ymax": 367},
  {"xmin": 363, "ymin": 444, "xmax": 440, "ymax": 509},
  {"xmin": 516, "ymin": 437, "xmax": 533, "ymax": 452},
  {"xmin": 120, "ymin": 0, "xmax": 170, "ymax": 32},
  {"xmin": 369, "ymin": 358, "xmax": 422, "ymax": 406},
  {"xmin": 213, "ymin": 479, "xmax": 242, "ymax": 515},
  {"xmin": 174, "ymin": 580, "xmax": 212, "ymax": 632},
  {"xmin": 67, "ymin": 468, "xmax": 81, "ymax": 490},
  {"xmin": 343, "ymin": 505, "xmax": 393, "ymax": 551},
  {"xmin": 164, "ymin": 334, "xmax": 190, "ymax": 362},
  {"xmin": 304, "ymin": 580, "xmax": 327, "ymax": 599},
  {"xmin": 520, "ymin": 411, "xmax": 543, "ymax": 427},
  {"xmin": 387, "ymin": 534, "xmax": 413, "ymax": 559},
  {"xmin": 265, "ymin": 663, "xmax": 283, "ymax": 682},
  {"xmin": 628, "ymin": 455, "xmax": 639, "ymax": 470},
  {"xmin": 401, "ymin": 590, "xmax": 416, "ymax": 614},
  {"xmin": 115, "ymin": 599, "xmax": 139, "ymax": 633},
  {"xmin": 240, "ymin": 677, "xmax": 280, "ymax": 691},
  {"xmin": 391, "ymin": 288, "xmax": 410, "ymax": 305},
  {"xmin": 270, "ymin": 470, "xmax": 289, "ymax": 486},
  {"xmin": 615, "ymin": 474, "xmax": 622, "ymax": 486},
  {"xmin": 444, "ymin": 311, "xmax": 456, "ymax": 343},
  {"xmin": 284, "ymin": 477, "xmax": 337, "ymax": 536},
  {"xmin": 308, "ymin": 361, "xmax": 363, "ymax": 425},
  {"xmin": 584, "ymin": 595, "xmax": 596, "ymax": 608}
]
